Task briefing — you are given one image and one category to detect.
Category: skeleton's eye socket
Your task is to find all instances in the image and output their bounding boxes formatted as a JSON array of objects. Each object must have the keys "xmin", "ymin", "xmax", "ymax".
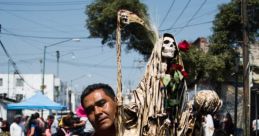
[{"xmin": 164, "ymin": 40, "xmax": 170, "ymax": 44}]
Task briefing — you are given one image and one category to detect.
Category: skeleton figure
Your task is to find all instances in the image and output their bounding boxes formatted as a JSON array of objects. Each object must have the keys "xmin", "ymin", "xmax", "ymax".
[
  {"xmin": 116, "ymin": 9, "xmax": 187, "ymax": 136},
  {"xmin": 122, "ymin": 33, "xmax": 186, "ymax": 136}
]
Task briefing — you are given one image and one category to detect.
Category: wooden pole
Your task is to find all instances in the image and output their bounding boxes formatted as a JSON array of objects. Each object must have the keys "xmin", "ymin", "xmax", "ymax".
[
  {"xmin": 241, "ymin": 0, "xmax": 250, "ymax": 135},
  {"xmin": 116, "ymin": 10, "xmax": 123, "ymax": 136}
]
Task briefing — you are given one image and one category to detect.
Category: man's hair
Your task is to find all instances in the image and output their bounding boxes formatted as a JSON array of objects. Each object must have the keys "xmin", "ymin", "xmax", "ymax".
[
  {"xmin": 48, "ymin": 115, "xmax": 54, "ymax": 120},
  {"xmin": 81, "ymin": 83, "xmax": 115, "ymax": 106},
  {"xmin": 34, "ymin": 112, "xmax": 40, "ymax": 118},
  {"xmin": 62, "ymin": 116, "xmax": 73, "ymax": 127}
]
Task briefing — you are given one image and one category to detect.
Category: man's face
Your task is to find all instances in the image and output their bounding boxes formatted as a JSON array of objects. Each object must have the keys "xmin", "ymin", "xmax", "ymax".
[
  {"xmin": 82, "ymin": 89, "xmax": 117, "ymax": 131},
  {"xmin": 15, "ymin": 117, "xmax": 21, "ymax": 123}
]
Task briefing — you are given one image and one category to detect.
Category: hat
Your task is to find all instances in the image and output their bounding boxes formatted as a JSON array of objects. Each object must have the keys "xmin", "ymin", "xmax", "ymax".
[{"xmin": 14, "ymin": 114, "xmax": 22, "ymax": 119}]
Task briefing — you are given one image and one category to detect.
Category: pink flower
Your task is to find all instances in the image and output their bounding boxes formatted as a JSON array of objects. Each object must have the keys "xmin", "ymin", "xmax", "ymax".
[{"xmin": 178, "ymin": 40, "xmax": 190, "ymax": 52}]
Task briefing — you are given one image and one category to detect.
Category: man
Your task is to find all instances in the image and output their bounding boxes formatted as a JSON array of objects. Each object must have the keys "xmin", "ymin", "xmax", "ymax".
[
  {"xmin": 47, "ymin": 115, "xmax": 58, "ymax": 135},
  {"xmin": 34, "ymin": 112, "xmax": 45, "ymax": 134},
  {"xmin": 253, "ymin": 115, "xmax": 259, "ymax": 136},
  {"xmin": 73, "ymin": 115, "xmax": 94, "ymax": 135},
  {"xmin": 0, "ymin": 117, "xmax": 3, "ymax": 133},
  {"xmin": 81, "ymin": 83, "xmax": 117, "ymax": 136},
  {"xmin": 10, "ymin": 114, "xmax": 24, "ymax": 136}
]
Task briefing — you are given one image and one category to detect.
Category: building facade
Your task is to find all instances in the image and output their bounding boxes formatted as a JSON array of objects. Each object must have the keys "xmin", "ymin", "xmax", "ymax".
[{"xmin": 0, "ymin": 73, "xmax": 76, "ymax": 120}]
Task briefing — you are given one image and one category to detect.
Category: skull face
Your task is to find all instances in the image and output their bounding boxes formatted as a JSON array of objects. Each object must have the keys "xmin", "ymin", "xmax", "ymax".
[
  {"xmin": 119, "ymin": 10, "xmax": 144, "ymax": 25},
  {"xmin": 161, "ymin": 33, "xmax": 177, "ymax": 58},
  {"xmin": 120, "ymin": 11, "xmax": 129, "ymax": 24}
]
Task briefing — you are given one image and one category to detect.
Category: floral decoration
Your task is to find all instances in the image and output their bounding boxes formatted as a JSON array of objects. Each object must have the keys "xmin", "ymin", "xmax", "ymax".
[{"xmin": 178, "ymin": 40, "xmax": 190, "ymax": 52}]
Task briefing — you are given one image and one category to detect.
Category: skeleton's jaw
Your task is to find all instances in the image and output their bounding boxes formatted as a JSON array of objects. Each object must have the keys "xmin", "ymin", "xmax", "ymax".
[{"xmin": 162, "ymin": 46, "xmax": 175, "ymax": 58}]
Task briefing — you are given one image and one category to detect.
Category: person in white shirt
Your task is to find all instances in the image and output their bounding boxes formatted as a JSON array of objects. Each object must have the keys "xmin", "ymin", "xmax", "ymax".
[
  {"xmin": 51, "ymin": 118, "xmax": 59, "ymax": 135},
  {"xmin": 75, "ymin": 105, "xmax": 94, "ymax": 135},
  {"xmin": 0, "ymin": 117, "xmax": 3, "ymax": 133},
  {"xmin": 10, "ymin": 114, "xmax": 24, "ymax": 136},
  {"xmin": 81, "ymin": 116, "xmax": 94, "ymax": 133},
  {"xmin": 253, "ymin": 115, "xmax": 259, "ymax": 136},
  {"xmin": 202, "ymin": 114, "xmax": 214, "ymax": 136}
]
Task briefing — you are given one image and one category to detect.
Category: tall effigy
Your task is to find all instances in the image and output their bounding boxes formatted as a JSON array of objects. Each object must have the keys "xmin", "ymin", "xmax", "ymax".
[{"xmin": 115, "ymin": 10, "xmax": 189, "ymax": 136}]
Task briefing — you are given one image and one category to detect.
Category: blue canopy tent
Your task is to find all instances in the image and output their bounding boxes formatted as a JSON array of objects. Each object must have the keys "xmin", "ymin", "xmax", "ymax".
[{"xmin": 7, "ymin": 92, "xmax": 66, "ymax": 110}]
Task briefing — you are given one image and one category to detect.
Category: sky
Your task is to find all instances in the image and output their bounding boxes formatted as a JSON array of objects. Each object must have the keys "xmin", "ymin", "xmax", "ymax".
[{"xmin": 0, "ymin": 0, "xmax": 230, "ymax": 94}]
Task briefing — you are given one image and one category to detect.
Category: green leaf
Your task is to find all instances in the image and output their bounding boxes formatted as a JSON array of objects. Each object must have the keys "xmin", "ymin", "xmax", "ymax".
[
  {"xmin": 172, "ymin": 83, "xmax": 177, "ymax": 91},
  {"xmin": 173, "ymin": 71, "xmax": 183, "ymax": 83},
  {"xmin": 167, "ymin": 99, "xmax": 179, "ymax": 107},
  {"xmin": 162, "ymin": 74, "xmax": 171, "ymax": 86}
]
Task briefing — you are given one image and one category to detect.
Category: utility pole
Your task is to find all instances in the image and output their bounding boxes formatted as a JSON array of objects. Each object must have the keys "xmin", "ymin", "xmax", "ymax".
[
  {"xmin": 234, "ymin": 49, "xmax": 240, "ymax": 129},
  {"xmin": 68, "ymin": 90, "xmax": 72, "ymax": 111},
  {"xmin": 241, "ymin": 0, "xmax": 250, "ymax": 135},
  {"xmin": 56, "ymin": 50, "xmax": 60, "ymax": 77},
  {"xmin": 8, "ymin": 60, "xmax": 10, "ymax": 97},
  {"xmin": 55, "ymin": 51, "xmax": 60, "ymax": 102}
]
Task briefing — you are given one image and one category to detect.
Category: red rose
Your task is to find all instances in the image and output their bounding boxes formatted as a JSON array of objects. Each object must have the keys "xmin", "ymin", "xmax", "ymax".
[
  {"xmin": 181, "ymin": 70, "xmax": 188, "ymax": 78},
  {"xmin": 178, "ymin": 40, "xmax": 190, "ymax": 52},
  {"xmin": 171, "ymin": 64, "xmax": 183, "ymax": 71}
]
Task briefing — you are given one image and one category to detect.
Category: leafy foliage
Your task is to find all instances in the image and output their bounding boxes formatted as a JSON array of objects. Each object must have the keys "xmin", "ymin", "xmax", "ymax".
[
  {"xmin": 184, "ymin": 0, "xmax": 259, "ymax": 86},
  {"xmin": 207, "ymin": 44, "xmax": 237, "ymax": 82},
  {"xmin": 211, "ymin": 0, "xmax": 259, "ymax": 44},
  {"xmin": 181, "ymin": 46, "xmax": 211, "ymax": 87},
  {"xmin": 85, "ymin": 0, "xmax": 156, "ymax": 60},
  {"xmin": 181, "ymin": 43, "xmax": 236, "ymax": 88},
  {"xmin": 207, "ymin": 0, "xmax": 259, "ymax": 84}
]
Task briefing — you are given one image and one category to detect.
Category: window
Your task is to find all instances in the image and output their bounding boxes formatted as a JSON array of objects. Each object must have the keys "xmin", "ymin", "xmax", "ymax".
[
  {"xmin": 16, "ymin": 78, "xmax": 24, "ymax": 87},
  {"xmin": 0, "ymin": 78, "xmax": 3, "ymax": 86}
]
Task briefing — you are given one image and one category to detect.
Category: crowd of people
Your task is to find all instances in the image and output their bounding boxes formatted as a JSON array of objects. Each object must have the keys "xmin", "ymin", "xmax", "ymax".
[
  {"xmin": 0, "ymin": 111, "xmax": 93, "ymax": 136},
  {"xmin": 0, "ymin": 83, "xmax": 257, "ymax": 136},
  {"xmin": 212, "ymin": 112, "xmax": 235, "ymax": 136}
]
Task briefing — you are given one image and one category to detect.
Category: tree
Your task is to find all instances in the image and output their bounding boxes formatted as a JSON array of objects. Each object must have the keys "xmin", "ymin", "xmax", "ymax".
[
  {"xmin": 208, "ymin": 0, "xmax": 259, "ymax": 84},
  {"xmin": 85, "ymin": 0, "xmax": 156, "ymax": 60},
  {"xmin": 182, "ymin": 0, "xmax": 258, "ymax": 90},
  {"xmin": 211, "ymin": 0, "xmax": 259, "ymax": 45},
  {"xmin": 181, "ymin": 45, "xmax": 208, "ymax": 87},
  {"xmin": 181, "ymin": 43, "xmax": 234, "ymax": 89}
]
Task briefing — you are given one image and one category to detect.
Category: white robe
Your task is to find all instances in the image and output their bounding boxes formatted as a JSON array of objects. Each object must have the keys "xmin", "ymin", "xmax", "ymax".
[
  {"xmin": 202, "ymin": 114, "xmax": 214, "ymax": 136},
  {"xmin": 10, "ymin": 122, "xmax": 24, "ymax": 136}
]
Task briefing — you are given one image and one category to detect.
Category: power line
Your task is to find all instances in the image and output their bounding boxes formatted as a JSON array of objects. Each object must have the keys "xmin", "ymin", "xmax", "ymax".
[
  {"xmin": 175, "ymin": 0, "xmax": 207, "ymax": 35},
  {"xmin": 159, "ymin": 20, "xmax": 213, "ymax": 32},
  {"xmin": 0, "ymin": 8, "xmax": 84, "ymax": 12},
  {"xmin": 47, "ymin": 59, "xmax": 143, "ymax": 69},
  {"xmin": 0, "ymin": 1, "xmax": 88, "ymax": 6},
  {"xmin": 190, "ymin": 9, "xmax": 217, "ymax": 21},
  {"xmin": 0, "ymin": 10, "xmax": 73, "ymax": 34},
  {"xmin": 1, "ymin": 27, "xmax": 43, "ymax": 51},
  {"xmin": 1, "ymin": 31, "xmax": 89, "ymax": 40},
  {"xmin": 164, "ymin": 0, "xmax": 192, "ymax": 32},
  {"xmin": 159, "ymin": 0, "xmax": 176, "ymax": 28},
  {"xmin": 0, "ymin": 40, "xmax": 37, "ymax": 90}
]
